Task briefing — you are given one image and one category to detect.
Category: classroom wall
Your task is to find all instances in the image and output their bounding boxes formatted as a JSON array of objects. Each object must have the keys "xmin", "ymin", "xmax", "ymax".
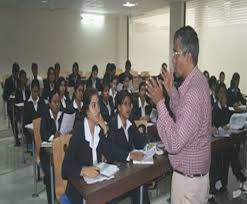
[{"xmin": 0, "ymin": 9, "xmax": 127, "ymax": 80}]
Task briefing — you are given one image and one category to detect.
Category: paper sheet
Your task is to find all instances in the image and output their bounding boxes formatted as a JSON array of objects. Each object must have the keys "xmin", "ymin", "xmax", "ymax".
[{"xmin": 60, "ymin": 113, "xmax": 75, "ymax": 135}]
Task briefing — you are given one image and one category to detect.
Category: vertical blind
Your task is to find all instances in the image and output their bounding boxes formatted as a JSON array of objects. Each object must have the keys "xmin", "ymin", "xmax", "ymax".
[{"xmin": 186, "ymin": 0, "xmax": 247, "ymax": 93}]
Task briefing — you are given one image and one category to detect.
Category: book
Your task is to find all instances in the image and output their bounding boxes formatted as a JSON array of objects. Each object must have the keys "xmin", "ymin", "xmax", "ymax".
[
  {"xmin": 83, "ymin": 162, "xmax": 119, "ymax": 184},
  {"xmin": 132, "ymin": 145, "xmax": 156, "ymax": 165}
]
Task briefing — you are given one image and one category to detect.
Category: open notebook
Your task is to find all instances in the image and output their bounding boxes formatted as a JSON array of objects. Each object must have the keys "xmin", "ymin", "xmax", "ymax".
[
  {"xmin": 83, "ymin": 162, "xmax": 119, "ymax": 184},
  {"xmin": 132, "ymin": 145, "xmax": 156, "ymax": 165}
]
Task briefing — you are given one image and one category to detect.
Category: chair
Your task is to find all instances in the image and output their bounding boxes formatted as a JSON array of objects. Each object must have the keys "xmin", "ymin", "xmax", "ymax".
[
  {"xmin": 32, "ymin": 117, "xmax": 43, "ymax": 196},
  {"xmin": 33, "ymin": 118, "xmax": 42, "ymax": 163},
  {"xmin": 52, "ymin": 134, "xmax": 72, "ymax": 204}
]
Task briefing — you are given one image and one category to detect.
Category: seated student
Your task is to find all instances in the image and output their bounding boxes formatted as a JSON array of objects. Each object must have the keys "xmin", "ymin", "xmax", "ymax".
[
  {"xmin": 56, "ymin": 77, "xmax": 71, "ymax": 112},
  {"xmin": 103, "ymin": 63, "xmax": 112, "ymax": 86},
  {"xmin": 62, "ymin": 88, "xmax": 133, "ymax": 204},
  {"xmin": 68, "ymin": 82, "xmax": 84, "ymax": 122},
  {"xmin": 132, "ymin": 81, "xmax": 152, "ymax": 121},
  {"xmin": 109, "ymin": 76, "xmax": 118, "ymax": 107},
  {"xmin": 121, "ymin": 76, "xmax": 132, "ymax": 93},
  {"xmin": 86, "ymin": 65, "xmax": 101, "ymax": 91},
  {"xmin": 54, "ymin": 62, "xmax": 61, "ymax": 82},
  {"xmin": 68, "ymin": 62, "xmax": 81, "ymax": 87},
  {"xmin": 218, "ymin": 71, "xmax": 225, "ymax": 85},
  {"xmin": 227, "ymin": 72, "xmax": 246, "ymax": 107},
  {"xmin": 108, "ymin": 90, "xmax": 150, "ymax": 204},
  {"xmin": 203, "ymin": 70, "xmax": 210, "ymax": 81},
  {"xmin": 30, "ymin": 62, "xmax": 44, "ymax": 91},
  {"xmin": 209, "ymin": 76, "xmax": 218, "ymax": 107},
  {"xmin": 118, "ymin": 60, "xmax": 133, "ymax": 85},
  {"xmin": 23, "ymin": 79, "xmax": 46, "ymax": 151},
  {"xmin": 15, "ymin": 69, "xmax": 30, "ymax": 104},
  {"xmin": 209, "ymin": 83, "xmax": 247, "ymax": 203},
  {"xmin": 3, "ymin": 62, "xmax": 20, "ymax": 146},
  {"xmin": 42, "ymin": 67, "xmax": 56, "ymax": 101},
  {"xmin": 99, "ymin": 84, "xmax": 115, "ymax": 123},
  {"xmin": 40, "ymin": 90, "xmax": 64, "ymax": 204}
]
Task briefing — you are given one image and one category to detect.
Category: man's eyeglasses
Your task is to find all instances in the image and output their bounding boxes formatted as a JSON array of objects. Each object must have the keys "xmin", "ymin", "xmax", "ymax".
[{"xmin": 172, "ymin": 51, "xmax": 184, "ymax": 58}]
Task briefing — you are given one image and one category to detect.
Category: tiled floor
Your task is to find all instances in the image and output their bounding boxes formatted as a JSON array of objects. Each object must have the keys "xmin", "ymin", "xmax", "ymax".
[{"xmin": 0, "ymin": 128, "xmax": 247, "ymax": 204}]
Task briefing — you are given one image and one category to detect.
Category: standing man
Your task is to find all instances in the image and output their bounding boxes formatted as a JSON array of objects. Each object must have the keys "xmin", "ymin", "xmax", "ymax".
[{"xmin": 147, "ymin": 26, "xmax": 211, "ymax": 204}]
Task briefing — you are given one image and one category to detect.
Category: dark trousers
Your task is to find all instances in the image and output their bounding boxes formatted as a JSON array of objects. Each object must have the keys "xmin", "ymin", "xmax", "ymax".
[
  {"xmin": 7, "ymin": 102, "xmax": 19, "ymax": 144},
  {"xmin": 40, "ymin": 148, "xmax": 55, "ymax": 204}
]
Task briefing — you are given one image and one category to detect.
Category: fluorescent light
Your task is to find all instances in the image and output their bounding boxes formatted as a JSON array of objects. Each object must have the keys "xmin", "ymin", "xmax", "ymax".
[
  {"xmin": 123, "ymin": 1, "xmax": 137, "ymax": 8},
  {"xmin": 80, "ymin": 13, "xmax": 105, "ymax": 27},
  {"xmin": 41, "ymin": 0, "xmax": 48, "ymax": 3}
]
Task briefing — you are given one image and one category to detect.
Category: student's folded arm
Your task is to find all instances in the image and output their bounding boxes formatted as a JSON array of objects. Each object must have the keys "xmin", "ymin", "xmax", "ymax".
[
  {"xmin": 157, "ymin": 89, "xmax": 201, "ymax": 154},
  {"xmin": 62, "ymin": 133, "xmax": 82, "ymax": 179}
]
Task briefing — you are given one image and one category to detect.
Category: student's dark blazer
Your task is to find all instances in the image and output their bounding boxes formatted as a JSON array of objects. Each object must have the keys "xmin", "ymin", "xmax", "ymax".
[
  {"xmin": 40, "ymin": 109, "xmax": 64, "ymax": 142},
  {"xmin": 108, "ymin": 115, "xmax": 146, "ymax": 157},
  {"xmin": 42, "ymin": 79, "xmax": 55, "ymax": 100},
  {"xmin": 86, "ymin": 77, "xmax": 102, "ymax": 91},
  {"xmin": 227, "ymin": 87, "xmax": 246, "ymax": 106},
  {"xmin": 99, "ymin": 96, "xmax": 115, "ymax": 123},
  {"xmin": 62, "ymin": 120, "xmax": 127, "ymax": 204},
  {"xmin": 68, "ymin": 73, "xmax": 81, "ymax": 87},
  {"xmin": 15, "ymin": 87, "xmax": 31, "ymax": 104},
  {"xmin": 3, "ymin": 76, "xmax": 18, "ymax": 102},
  {"xmin": 60, "ymin": 95, "xmax": 72, "ymax": 113},
  {"xmin": 132, "ymin": 97, "xmax": 152, "ymax": 121},
  {"xmin": 23, "ymin": 97, "xmax": 47, "ymax": 126},
  {"xmin": 212, "ymin": 102, "xmax": 233, "ymax": 128}
]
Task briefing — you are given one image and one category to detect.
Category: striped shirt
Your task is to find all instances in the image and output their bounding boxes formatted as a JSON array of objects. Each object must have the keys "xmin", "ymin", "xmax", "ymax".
[{"xmin": 157, "ymin": 67, "xmax": 211, "ymax": 176}]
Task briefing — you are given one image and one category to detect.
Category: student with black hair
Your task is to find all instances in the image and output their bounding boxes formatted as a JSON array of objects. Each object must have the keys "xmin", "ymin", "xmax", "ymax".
[
  {"xmin": 67, "ymin": 82, "xmax": 84, "ymax": 123},
  {"xmin": 68, "ymin": 62, "xmax": 81, "ymax": 87},
  {"xmin": 99, "ymin": 84, "xmax": 115, "ymax": 123},
  {"xmin": 30, "ymin": 62, "xmax": 44, "ymax": 90},
  {"xmin": 132, "ymin": 81, "xmax": 152, "ymax": 121},
  {"xmin": 209, "ymin": 75, "xmax": 218, "ymax": 106},
  {"xmin": 3, "ymin": 62, "xmax": 20, "ymax": 146},
  {"xmin": 62, "ymin": 88, "xmax": 129, "ymax": 204},
  {"xmin": 227, "ymin": 72, "xmax": 246, "ymax": 107},
  {"xmin": 42, "ymin": 67, "xmax": 56, "ymax": 100},
  {"xmin": 103, "ymin": 63, "xmax": 112, "ymax": 86},
  {"xmin": 218, "ymin": 71, "xmax": 225, "ymax": 85},
  {"xmin": 15, "ymin": 70, "xmax": 30, "ymax": 104},
  {"xmin": 86, "ymin": 65, "xmax": 101, "ymax": 91},
  {"xmin": 40, "ymin": 90, "xmax": 64, "ymax": 204},
  {"xmin": 108, "ymin": 90, "xmax": 150, "ymax": 204},
  {"xmin": 109, "ymin": 76, "xmax": 118, "ymax": 106},
  {"xmin": 54, "ymin": 62, "xmax": 61, "ymax": 82},
  {"xmin": 56, "ymin": 77, "xmax": 71, "ymax": 112},
  {"xmin": 118, "ymin": 60, "xmax": 133, "ymax": 92},
  {"xmin": 23, "ymin": 79, "xmax": 46, "ymax": 151}
]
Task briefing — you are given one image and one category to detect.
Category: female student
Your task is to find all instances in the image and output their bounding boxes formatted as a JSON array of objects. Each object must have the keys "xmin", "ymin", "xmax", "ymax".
[
  {"xmin": 68, "ymin": 82, "xmax": 84, "ymax": 122},
  {"xmin": 132, "ymin": 81, "xmax": 152, "ymax": 121},
  {"xmin": 15, "ymin": 69, "xmax": 30, "ymax": 104},
  {"xmin": 62, "ymin": 88, "xmax": 132, "ymax": 204},
  {"xmin": 68, "ymin": 62, "xmax": 81, "ymax": 87},
  {"xmin": 108, "ymin": 90, "xmax": 150, "ymax": 204},
  {"xmin": 109, "ymin": 76, "xmax": 118, "ymax": 106},
  {"xmin": 42, "ymin": 67, "xmax": 56, "ymax": 100},
  {"xmin": 40, "ymin": 90, "xmax": 64, "ymax": 204},
  {"xmin": 227, "ymin": 72, "xmax": 246, "ymax": 107},
  {"xmin": 56, "ymin": 77, "xmax": 71, "ymax": 112},
  {"xmin": 23, "ymin": 79, "xmax": 46, "ymax": 150},
  {"xmin": 86, "ymin": 65, "xmax": 101, "ymax": 91},
  {"xmin": 99, "ymin": 84, "xmax": 115, "ymax": 123}
]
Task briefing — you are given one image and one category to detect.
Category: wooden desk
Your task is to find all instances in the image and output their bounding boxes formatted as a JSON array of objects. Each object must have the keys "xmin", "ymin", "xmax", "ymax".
[
  {"xmin": 211, "ymin": 129, "xmax": 247, "ymax": 152},
  {"xmin": 69, "ymin": 155, "xmax": 171, "ymax": 204}
]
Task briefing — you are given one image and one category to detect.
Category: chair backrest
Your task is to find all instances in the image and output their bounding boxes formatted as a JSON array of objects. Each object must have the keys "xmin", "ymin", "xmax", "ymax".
[
  {"xmin": 52, "ymin": 134, "xmax": 72, "ymax": 199},
  {"xmin": 33, "ymin": 118, "xmax": 42, "ymax": 162}
]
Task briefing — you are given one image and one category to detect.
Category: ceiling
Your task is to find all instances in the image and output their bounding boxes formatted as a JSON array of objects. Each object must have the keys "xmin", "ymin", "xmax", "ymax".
[{"xmin": 0, "ymin": 0, "xmax": 180, "ymax": 15}]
